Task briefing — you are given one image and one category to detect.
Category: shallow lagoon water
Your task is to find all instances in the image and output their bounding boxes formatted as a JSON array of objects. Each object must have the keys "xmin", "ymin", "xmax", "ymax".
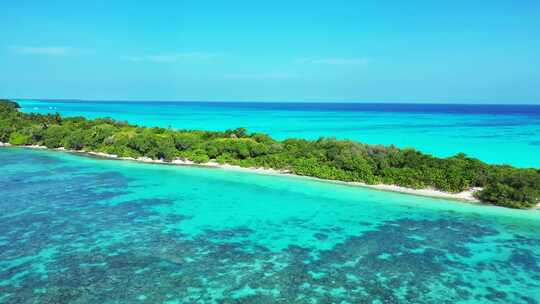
[
  {"xmin": 17, "ymin": 100, "xmax": 540, "ymax": 168},
  {"xmin": 1, "ymin": 147, "xmax": 540, "ymax": 303}
]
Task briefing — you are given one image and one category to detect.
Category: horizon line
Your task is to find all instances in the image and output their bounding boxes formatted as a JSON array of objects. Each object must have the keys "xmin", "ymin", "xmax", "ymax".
[{"xmin": 10, "ymin": 97, "xmax": 540, "ymax": 106}]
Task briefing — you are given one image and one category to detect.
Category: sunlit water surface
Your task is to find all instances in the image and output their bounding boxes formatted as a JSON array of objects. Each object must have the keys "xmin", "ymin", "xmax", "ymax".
[{"xmin": 1, "ymin": 148, "xmax": 540, "ymax": 303}]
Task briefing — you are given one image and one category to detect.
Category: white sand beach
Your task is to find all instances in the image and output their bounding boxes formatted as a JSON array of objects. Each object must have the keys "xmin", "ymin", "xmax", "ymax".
[{"xmin": 1, "ymin": 143, "xmax": 483, "ymax": 203}]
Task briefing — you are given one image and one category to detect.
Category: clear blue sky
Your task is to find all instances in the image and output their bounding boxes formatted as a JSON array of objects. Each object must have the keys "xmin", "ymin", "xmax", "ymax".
[{"xmin": 1, "ymin": 0, "xmax": 539, "ymax": 103}]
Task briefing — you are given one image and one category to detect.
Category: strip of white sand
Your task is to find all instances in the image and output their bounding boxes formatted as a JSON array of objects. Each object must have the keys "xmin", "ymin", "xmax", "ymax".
[{"xmin": 2, "ymin": 143, "xmax": 482, "ymax": 203}]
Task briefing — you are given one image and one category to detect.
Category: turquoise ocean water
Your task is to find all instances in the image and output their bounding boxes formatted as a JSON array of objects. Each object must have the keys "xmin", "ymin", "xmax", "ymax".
[
  {"xmin": 17, "ymin": 100, "xmax": 540, "ymax": 168},
  {"xmin": 1, "ymin": 100, "xmax": 540, "ymax": 303}
]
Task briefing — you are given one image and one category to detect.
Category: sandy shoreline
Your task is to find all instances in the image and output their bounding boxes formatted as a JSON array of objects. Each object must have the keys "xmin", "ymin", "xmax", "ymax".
[{"xmin": 1, "ymin": 142, "xmax": 486, "ymax": 203}]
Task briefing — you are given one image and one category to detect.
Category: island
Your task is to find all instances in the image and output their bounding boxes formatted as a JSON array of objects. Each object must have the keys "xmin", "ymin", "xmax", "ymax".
[{"xmin": 1, "ymin": 100, "xmax": 539, "ymax": 209}]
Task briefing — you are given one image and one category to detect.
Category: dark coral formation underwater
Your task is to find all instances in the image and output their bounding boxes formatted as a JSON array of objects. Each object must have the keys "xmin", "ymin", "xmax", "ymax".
[{"xmin": 1, "ymin": 149, "xmax": 540, "ymax": 303}]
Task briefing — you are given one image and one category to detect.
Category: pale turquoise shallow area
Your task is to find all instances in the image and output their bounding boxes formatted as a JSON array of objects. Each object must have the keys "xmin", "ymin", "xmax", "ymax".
[
  {"xmin": 1, "ymin": 147, "xmax": 540, "ymax": 303},
  {"xmin": 17, "ymin": 100, "xmax": 540, "ymax": 168}
]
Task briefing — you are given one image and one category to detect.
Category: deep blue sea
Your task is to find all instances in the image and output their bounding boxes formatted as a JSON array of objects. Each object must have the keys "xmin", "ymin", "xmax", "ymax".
[{"xmin": 1, "ymin": 100, "xmax": 540, "ymax": 303}]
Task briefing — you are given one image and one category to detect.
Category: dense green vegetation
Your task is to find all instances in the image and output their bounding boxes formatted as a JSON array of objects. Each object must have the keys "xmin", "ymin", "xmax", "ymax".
[
  {"xmin": 1, "ymin": 100, "xmax": 539, "ymax": 209},
  {"xmin": 0, "ymin": 99, "xmax": 20, "ymax": 109}
]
